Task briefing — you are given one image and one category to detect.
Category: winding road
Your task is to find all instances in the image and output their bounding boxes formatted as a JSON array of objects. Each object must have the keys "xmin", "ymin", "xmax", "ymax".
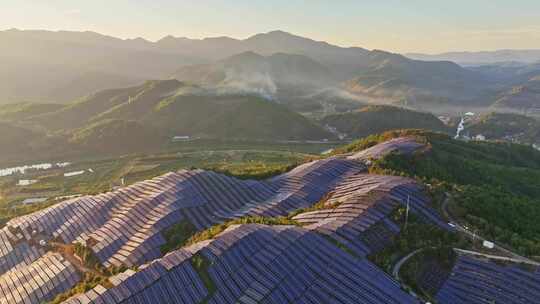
[
  {"xmin": 392, "ymin": 192, "xmax": 539, "ymax": 286},
  {"xmin": 392, "ymin": 248, "xmax": 424, "ymax": 281}
]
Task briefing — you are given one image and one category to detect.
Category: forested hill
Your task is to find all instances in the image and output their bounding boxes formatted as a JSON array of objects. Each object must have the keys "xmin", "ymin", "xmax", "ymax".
[
  {"xmin": 321, "ymin": 105, "xmax": 450, "ymax": 139},
  {"xmin": 346, "ymin": 129, "xmax": 540, "ymax": 257}
]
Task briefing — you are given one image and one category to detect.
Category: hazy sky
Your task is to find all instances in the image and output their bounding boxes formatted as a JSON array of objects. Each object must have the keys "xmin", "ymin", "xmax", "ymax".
[{"xmin": 2, "ymin": 0, "xmax": 540, "ymax": 53}]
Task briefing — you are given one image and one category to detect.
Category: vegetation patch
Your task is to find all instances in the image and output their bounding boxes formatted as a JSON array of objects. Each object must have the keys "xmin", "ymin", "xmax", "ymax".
[
  {"xmin": 454, "ymin": 186, "xmax": 540, "ymax": 256},
  {"xmin": 48, "ymin": 242, "xmax": 131, "ymax": 303},
  {"xmin": 161, "ymin": 219, "xmax": 198, "ymax": 254},
  {"xmin": 191, "ymin": 253, "xmax": 216, "ymax": 303},
  {"xmin": 288, "ymin": 193, "xmax": 341, "ymax": 219},
  {"xmin": 185, "ymin": 216, "xmax": 300, "ymax": 247},
  {"xmin": 369, "ymin": 208, "xmax": 468, "ymax": 273},
  {"xmin": 48, "ymin": 272, "xmax": 111, "ymax": 304},
  {"xmin": 206, "ymin": 162, "xmax": 299, "ymax": 180},
  {"xmin": 74, "ymin": 243, "xmax": 102, "ymax": 269},
  {"xmin": 400, "ymin": 247, "xmax": 456, "ymax": 300}
]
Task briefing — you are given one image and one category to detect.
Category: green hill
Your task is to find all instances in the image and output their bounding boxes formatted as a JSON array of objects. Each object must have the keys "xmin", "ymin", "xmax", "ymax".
[
  {"xmin": 467, "ymin": 112, "xmax": 540, "ymax": 143},
  {"xmin": 321, "ymin": 105, "xmax": 450, "ymax": 139},
  {"xmin": 70, "ymin": 119, "xmax": 167, "ymax": 154},
  {"xmin": 0, "ymin": 79, "xmax": 333, "ymax": 163},
  {"xmin": 152, "ymin": 94, "xmax": 332, "ymax": 140},
  {"xmin": 34, "ymin": 83, "xmax": 151, "ymax": 131},
  {"xmin": 346, "ymin": 130, "xmax": 540, "ymax": 257}
]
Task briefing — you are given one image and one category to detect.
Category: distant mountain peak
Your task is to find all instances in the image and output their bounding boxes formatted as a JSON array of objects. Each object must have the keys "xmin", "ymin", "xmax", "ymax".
[
  {"xmin": 225, "ymin": 51, "xmax": 265, "ymax": 61},
  {"xmin": 263, "ymin": 30, "xmax": 295, "ymax": 37},
  {"xmin": 247, "ymin": 30, "xmax": 312, "ymax": 42},
  {"xmin": 157, "ymin": 35, "xmax": 178, "ymax": 42}
]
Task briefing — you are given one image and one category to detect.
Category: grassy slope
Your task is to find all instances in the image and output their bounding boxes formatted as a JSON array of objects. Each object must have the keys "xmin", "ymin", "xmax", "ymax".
[{"xmin": 321, "ymin": 105, "xmax": 450, "ymax": 138}]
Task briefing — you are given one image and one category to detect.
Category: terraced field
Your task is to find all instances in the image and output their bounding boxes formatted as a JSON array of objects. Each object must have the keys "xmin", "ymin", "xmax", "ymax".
[{"xmin": 0, "ymin": 137, "xmax": 531, "ymax": 304}]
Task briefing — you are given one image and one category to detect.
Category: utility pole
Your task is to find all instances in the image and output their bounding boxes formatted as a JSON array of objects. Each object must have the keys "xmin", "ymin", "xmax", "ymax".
[{"xmin": 405, "ymin": 195, "xmax": 410, "ymax": 230}]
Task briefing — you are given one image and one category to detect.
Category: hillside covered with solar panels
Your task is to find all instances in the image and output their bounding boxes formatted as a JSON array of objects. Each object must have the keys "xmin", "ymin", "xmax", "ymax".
[{"xmin": 2, "ymin": 131, "xmax": 540, "ymax": 304}]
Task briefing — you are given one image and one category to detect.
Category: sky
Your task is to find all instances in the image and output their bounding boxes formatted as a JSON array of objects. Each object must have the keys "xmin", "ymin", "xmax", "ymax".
[{"xmin": 1, "ymin": 0, "xmax": 540, "ymax": 54}]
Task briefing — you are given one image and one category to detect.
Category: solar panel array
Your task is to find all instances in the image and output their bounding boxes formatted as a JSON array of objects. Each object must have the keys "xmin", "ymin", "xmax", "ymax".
[
  {"xmin": 0, "ymin": 252, "xmax": 80, "ymax": 304},
  {"xmin": 436, "ymin": 255, "xmax": 540, "ymax": 304},
  {"xmin": 64, "ymin": 224, "xmax": 419, "ymax": 304},
  {"xmin": 347, "ymin": 137, "xmax": 425, "ymax": 160},
  {"xmin": 0, "ymin": 227, "xmax": 46, "ymax": 275},
  {"xmin": 293, "ymin": 174, "xmax": 449, "ymax": 257},
  {"xmin": 4, "ymin": 158, "xmax": 363, "ymax": 269},
  {"xmin": 0, "ymin": 138, "xmax": 452, "ymax": 303},
  {"xmin": 0, "ymin": 157, "xmax": 366, "ymax": 303}
]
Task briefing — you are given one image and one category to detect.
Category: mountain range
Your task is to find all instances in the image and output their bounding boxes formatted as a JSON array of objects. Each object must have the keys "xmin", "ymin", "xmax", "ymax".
[
  {"xmin": 2, "ymin": 28, "xmax": 540, "ymax": 165},
  {"xmin": 0, "ymin": 29, "xmax": 504, "ymax": 110},
  {"xmin": 0, "ymin": 79, "xmax": 337, "ymax": 164}
]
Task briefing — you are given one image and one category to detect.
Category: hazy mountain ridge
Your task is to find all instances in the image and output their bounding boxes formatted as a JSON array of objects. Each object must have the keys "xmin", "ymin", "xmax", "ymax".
[
  {"xmin": 493, "ymin": 76, "xmax": 540, "ymax": 112},
  {"xmin": 407, "ymin": 49, "xmax": 540, "ymax": 65},
  {"xmin": 1, "ymin": 29, "xmax": 495, "ymax": 109},
  {"xmin": 343, "ymin": 51, "xmax": 492, "ymax": 107},
  {"xmin": 171, "ymin": 46, "xmax": 493, "ymax": 110},
  {"xmin": 172, "ymin": 51, "xmax": 336, "ymax": 102}
]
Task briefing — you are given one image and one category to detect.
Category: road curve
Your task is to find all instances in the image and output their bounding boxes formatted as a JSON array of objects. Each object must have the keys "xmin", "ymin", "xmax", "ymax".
[{"xmin": 392, "ymin": 248, "xmax": 424, "ymax": 281}]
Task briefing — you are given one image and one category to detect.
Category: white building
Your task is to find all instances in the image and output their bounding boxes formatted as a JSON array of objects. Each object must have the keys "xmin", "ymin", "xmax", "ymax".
[
  {"xmin": 172, "ymin": 136, "xmax": 191, "ymax": 142},
  {"xmin": 483, "ymin": 240, "xmax": 495, "ymax": 249},
  {"xmin": 64, "ymin": 170, "xmax": 85, "ymax": 177},
  {"xmin": 474, "ymin": 134, "xmax": 486, "ymax": 141},
  {"xmin": 22, "ymin": 197, "xmax": 48, "ymax": 205},
  {"xmin": 17, "ymin": 179, "xmax": 37, "ymax": 186}
]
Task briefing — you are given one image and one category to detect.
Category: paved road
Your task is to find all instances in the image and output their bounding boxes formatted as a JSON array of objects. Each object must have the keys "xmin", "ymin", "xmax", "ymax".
[
  {"xmin": 454, "ymin": 248, "xmax": 540, "ymax": 266},
  {"xmin": 392, "ymin": 248, "xmax": 424, "ymax": 281},
  {"xmin": 441, "ymin": 193, "xmax": 537, "ymax": 264}
]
